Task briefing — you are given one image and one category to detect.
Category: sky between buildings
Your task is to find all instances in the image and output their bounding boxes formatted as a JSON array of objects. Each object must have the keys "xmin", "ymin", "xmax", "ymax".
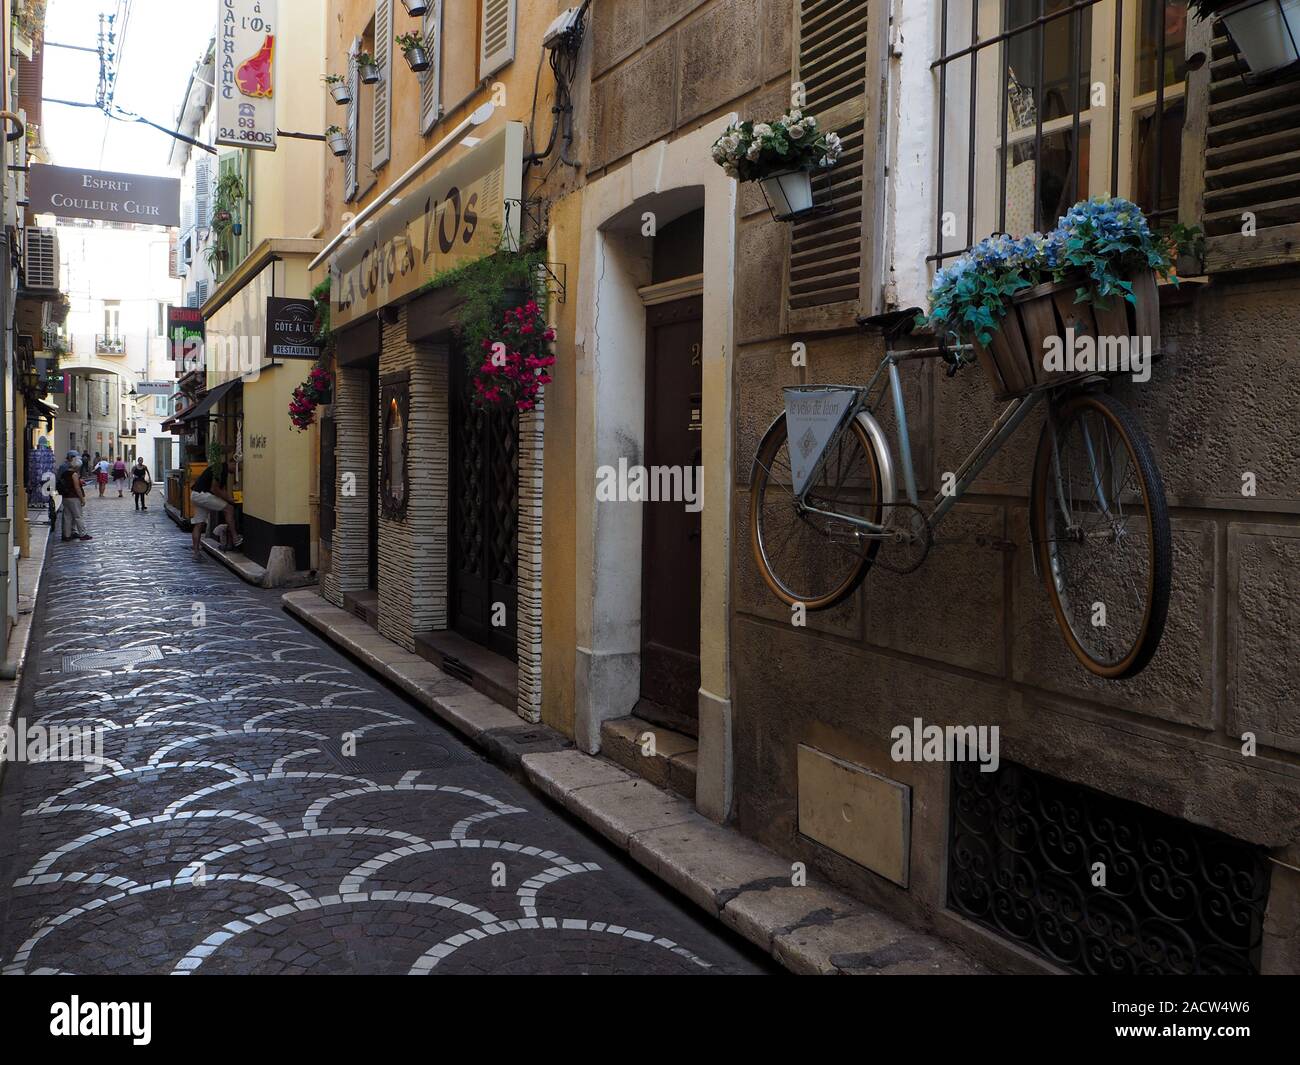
[{"xmin": 42, "ymin": 0, "xmax": 213, "ymax": 176}]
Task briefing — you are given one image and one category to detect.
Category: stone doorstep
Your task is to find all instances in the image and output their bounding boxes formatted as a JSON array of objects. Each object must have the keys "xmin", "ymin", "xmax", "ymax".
[
  {"xmin": 280, "ymin": 589, "xmax": 987, "ymax": 976},
  {"xmin": 521, "ymin": 750, "xmax": 988, "ymax": 975},
  {"xmin": 600, "ymin": 715, "xmax": 698, "ymax": 803}
]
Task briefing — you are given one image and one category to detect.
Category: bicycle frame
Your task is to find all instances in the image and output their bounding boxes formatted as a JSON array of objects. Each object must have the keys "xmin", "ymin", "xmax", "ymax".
[{"xmin": 793, "ymin": 346, "xmax": 1049, "ymax": 537}]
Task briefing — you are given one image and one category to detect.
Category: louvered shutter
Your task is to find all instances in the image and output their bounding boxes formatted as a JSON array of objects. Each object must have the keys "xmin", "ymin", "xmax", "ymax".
[
  {"xmin": 480, "ymin": 0, "xmax": 516, "ymax": 78},
  {"xmin": 786, "ymin": 0, "xmax": 889, "ymax": 331},
  {"xmin": 346, "ymin": 38, "xmax": 361, "ymax": 202},
  {"xmin": 1184, "ymin": 18, "xmax": 1300, "ymax": 272},
  {"xmin": 373, "ymin": 0, "xmax": 393, "ymax": 169},
  {"xmin": 195, "ymin": 156, "xmax": 212, "ymax": 228},
  {"xmin": 420, "ymin": 0, "xmax": 443, "ymax": 134}
]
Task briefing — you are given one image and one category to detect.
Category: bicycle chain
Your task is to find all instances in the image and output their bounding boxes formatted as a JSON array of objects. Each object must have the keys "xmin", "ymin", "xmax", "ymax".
[{"xmin": 871, "ymin": 503, "xmax": 1018, "ymax": 574}]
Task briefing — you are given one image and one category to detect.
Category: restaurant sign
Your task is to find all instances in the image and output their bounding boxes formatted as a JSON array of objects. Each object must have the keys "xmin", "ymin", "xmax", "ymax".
[
  {"xmin": 167, "ymin": 307, "xmax": 205, "ymax": 373},
  {"xmin": 331, "ymin": 122, "xmax": 525, "ymax": 330},
  {"xmin": 266, "ymin": 297, "xmax": 321, "ymax": 359},
  {"xmin": 216, "ymin": 0, "xmax": 278, "ymax": 151},
  {"xmin": 28, "ymin": 165, "xmax": 180, "ymax": 227}
]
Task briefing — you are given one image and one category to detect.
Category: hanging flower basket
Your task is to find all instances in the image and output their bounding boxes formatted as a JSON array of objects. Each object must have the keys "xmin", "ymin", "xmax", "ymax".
[
  {"xmin": 323, "ymin": 74, "xmax": 352, "ymax": 105},
  {"xmin": 402, "ymin": 0, "xmax": 431, "ymax": 15},
  {"xmin": 472, "ymin": 298, "xmax": 556, "ymax": 412},
  {"xmin": 1192, "ymin": 0, "xmax": 1300, "ymax": 76},
  {"xmin": 357, "ymin": 53, "xmax": 381, "ymax": 85},
  {"xmin": 289, "ymin": 365, "xmax": 334, "ymax": 432},
  {"xmin": 397, "ymin": 33, "xmax": 431, "ymax": 73},
  {"xmin": 326, "ymin": 126, "xmax": 349, "ymax": 157},
  {"xmin": 711, "ymin": 111, "xmax": 843, "ymax": 222}
]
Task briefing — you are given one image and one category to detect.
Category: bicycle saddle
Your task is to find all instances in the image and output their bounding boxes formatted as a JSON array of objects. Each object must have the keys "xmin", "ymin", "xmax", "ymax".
[{"xmin": 857, "ymin": 307, "xmax": 924, "ymax": 340}]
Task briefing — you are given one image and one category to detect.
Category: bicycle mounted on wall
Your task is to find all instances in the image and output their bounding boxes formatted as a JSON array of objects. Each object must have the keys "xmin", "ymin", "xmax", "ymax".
[{"xmin": 749, "ymin": 306, "xmax": 1172, "ymax": 680}]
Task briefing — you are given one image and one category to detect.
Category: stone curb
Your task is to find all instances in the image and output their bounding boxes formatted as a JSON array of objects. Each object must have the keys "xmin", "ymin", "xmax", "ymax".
[
  {"xmin": 165, "ymin": 502, "xmax": 315, "ymax": 589},
  {"xmin": 281, "ymin": 589, "xmax": 989, "ymax": 976},
  {"xmin": 0, "ymin": 518, "xmax": 56, "ymax": 785}
]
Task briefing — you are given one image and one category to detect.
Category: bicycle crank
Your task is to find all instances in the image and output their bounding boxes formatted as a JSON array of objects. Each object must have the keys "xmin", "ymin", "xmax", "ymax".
[{"xmin": 873, "ymin": 502, "xmax": 934, "ymax": 574}]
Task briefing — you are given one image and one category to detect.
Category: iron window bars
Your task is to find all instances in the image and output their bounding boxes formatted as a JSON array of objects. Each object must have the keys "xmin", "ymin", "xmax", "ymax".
[{"xmin": 931, "ymin": 0, "xmax": 1182, "ymax": 263}]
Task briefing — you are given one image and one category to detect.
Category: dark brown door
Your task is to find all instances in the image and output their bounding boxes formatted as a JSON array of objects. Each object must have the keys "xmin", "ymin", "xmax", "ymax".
[
  {"xmin": 367, "ymin": 364, "xmax": 379, "ymax": 589},
  {"xmin": 638, "ymin": 297, "xmax": 703, "ymax": 734},
  {"xmin": 449, "ymin": 346, "xmax": 519, "ymax": 660}
]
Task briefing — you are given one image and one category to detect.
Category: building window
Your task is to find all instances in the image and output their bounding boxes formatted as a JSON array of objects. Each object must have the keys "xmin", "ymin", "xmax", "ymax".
[
  {"xmin": 933, "ymin": 0, "xmax": 1186, "ymax": 262},
  {"xmin": 947, "ymin": 760, "xmax": 1271, "ymax": 974},
  {"xmin": 380, "ymin": 372, "xmax": 410, "ymax": 521},
  {"xmin": 68, "ymin": 377, "xmax": 78, "ymax": 414},
  {"xmin": 104, "ymin": 301, "xmax": 121, "ymax": 341}
]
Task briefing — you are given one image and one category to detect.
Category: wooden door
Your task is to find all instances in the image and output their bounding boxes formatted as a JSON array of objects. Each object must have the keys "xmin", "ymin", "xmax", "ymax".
[{"xmin": 638, "ymin": 297, "xmax": 703, "ymax": 734}]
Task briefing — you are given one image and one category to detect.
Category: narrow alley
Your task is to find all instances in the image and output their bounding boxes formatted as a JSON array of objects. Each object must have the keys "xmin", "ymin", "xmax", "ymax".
[{"xmin": 0, "ymin": 499, "xmax": 768, "ymax": 976}]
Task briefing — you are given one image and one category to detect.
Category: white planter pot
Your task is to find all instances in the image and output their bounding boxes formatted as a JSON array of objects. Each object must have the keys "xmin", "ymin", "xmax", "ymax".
[
  {"xmin": 328, "ymin": 134, "xmax": 350, "ymax": 158},
  {"xmin": 403, "ymin": 47, "xmax": 431, "ymax": 73},
  {"xmin": 759, "ymin": 168, "xmax": 816, "ymax": 220},
  {"xmin": 359, "ymin": 63, "xmax": 381, "ymax": 85},
  {"xmin": 402, "ymin": 0, "xmax": 431, "ymax": 15},
  {"xmin": 330, "ymin": 83, "xmax": 352, "ymax": 105},
  {"xmin": 1220, "ymin": 0, "xmax": 1300, "ymax": 74}
]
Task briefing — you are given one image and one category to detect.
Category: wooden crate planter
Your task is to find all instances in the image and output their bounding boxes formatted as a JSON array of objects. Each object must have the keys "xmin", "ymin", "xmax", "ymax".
[{"xmin": 975, "ymin": 270, "xmax": 1160, "ymax": 398}]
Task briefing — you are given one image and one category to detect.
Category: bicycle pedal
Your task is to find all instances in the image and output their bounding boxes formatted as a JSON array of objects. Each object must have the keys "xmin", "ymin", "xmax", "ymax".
[{"xmin": 826, "ymin": 522, "xmax": 862, "ymax": 545}]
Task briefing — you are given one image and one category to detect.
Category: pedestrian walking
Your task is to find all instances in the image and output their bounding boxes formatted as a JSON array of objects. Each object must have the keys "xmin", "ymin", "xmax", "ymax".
[
  {"xmin": 94, "ymin": 455, "xmax": 110, "ymax": 497},
  {"xmin": 112, "ymin": 455, "xmax": 128, "ymax": 497},
  {"xmin": 131, "ymin": 457, "xmax": 152, "ymax": 511},
  {"xmin": 55, "ymin": 451, "xmax": 93, "ymax": 542},
  {"xmin": 189, "ymin": 457, "xmax": 243, "ymax": 560}
]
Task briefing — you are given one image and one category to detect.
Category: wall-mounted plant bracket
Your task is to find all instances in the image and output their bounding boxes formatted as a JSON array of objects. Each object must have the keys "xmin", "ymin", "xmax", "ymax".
[{"xmin": 504, "ymin": 197, "xmax": 566, "ymax": 303}]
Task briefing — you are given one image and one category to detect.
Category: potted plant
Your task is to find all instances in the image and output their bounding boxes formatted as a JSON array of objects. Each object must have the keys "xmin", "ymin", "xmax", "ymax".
[
  {"xmin": 919, "ymin": 198, "xmax": 1195, "ymax": 397},
  {"xmin": 322, "ymin": 73, "xmax": 352, "ymax": 105},
  {"xmin": 288, "ymin": 364, "xmax": 334, "ymax": 431},
  {"xmin": 471, "ymin": 298, "xmax": 556, "ymax": 412},
  {"xmin": 1190, "ymin": 0, "xmax": 1300, "ymax": 75},
  {"xmin": 356, "ymin": 51, "xmax": 380, "ymax": 84},
  {"xmin": 396, "ymin": 31, "xmax": 431, "ymax": 73},
  {"xmin": 401, "ymin": 0, "xmax": 431, "ymax": 16},
  {"xmin": 711, "ymin": 111, "xmax": 844, "ymax": 220},
  {"xmin": 326, "ymin": 125, "xmax": 349, "ymax": 157}
]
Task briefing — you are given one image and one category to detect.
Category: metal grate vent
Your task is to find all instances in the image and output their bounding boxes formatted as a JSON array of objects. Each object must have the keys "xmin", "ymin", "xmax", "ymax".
[
  {"xmin": 948, "ymin": 760, "xmax": 1271, "ymax": 975},
  {"xmin": 62, "ymin": 646, "xmax": 163, "ymax": 673}
]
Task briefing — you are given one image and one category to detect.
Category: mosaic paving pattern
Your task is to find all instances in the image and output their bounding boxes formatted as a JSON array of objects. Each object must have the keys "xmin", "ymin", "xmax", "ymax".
[{"xmin": 0, "ymin": 498, "xmax": 767, "ymax": 975}]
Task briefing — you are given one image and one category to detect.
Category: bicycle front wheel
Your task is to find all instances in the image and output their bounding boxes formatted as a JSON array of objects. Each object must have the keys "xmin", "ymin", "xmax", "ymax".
[
  {"xmin": 750, "ymin": 412, "xmax": 883, "ymax": 611},
  {"xmin": 1030, "ymin": 391, "xmax": 1171, "ymax": 679}
]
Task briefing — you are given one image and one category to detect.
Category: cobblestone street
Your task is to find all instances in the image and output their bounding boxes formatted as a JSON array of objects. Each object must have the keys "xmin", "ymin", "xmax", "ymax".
[{"xmin": 0, "ymin": 497, "xmax": 769, "ymax": 975}]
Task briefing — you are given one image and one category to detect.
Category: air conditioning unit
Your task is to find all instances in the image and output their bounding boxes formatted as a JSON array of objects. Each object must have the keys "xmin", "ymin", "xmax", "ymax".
[{"xmin": 24, "ymin": 226, "xmax": 60, "ymax": 291}]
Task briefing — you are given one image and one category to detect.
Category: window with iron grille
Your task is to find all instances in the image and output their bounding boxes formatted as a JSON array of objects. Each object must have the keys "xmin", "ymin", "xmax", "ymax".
[
  {"xmin": 948, "ymin": 760, "xmax": 1271, "ymax": 974},
  {"xmin": 932, "ymin": 0, "xmax": 1188, "ymax": 264}
]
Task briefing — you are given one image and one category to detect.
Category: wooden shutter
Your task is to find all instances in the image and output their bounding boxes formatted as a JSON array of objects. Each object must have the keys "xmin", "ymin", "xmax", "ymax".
[
  {"xmin": 1185, "ymin": 18, "xmax": 1300, "ymax": 272},
  {"xmin": 195, "ymin": 156, "xmax": 212, "ymax": 227},
  {"xmin": 373, "ymin": 0, "xmax": 393, "ymax": 169},
  {"xmin": 480, "ymin": 0, "xmax": 516, "ymax": 78},
  {"xmin": 346, "ymin": 38, "xmax": 361, "ymax": 202},
  {"xmin": 420, "ymin": 0, "xmax": 443, "ymax": 134},
  {"xmin": 786, "ymin": 0, "xmax": 889, "ymax": 332}
]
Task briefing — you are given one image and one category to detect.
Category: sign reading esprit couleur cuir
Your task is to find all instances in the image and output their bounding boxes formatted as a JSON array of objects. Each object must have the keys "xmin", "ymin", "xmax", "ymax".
[
  {"xmin": 331, "ymin": 123, "xmax": 525, "ymax": 330},
  {"xmin": 216, "ymin": 0, "xmax": 277, "ymax": 151},
  {"xmin": 28, "ymin": 165, "xmax": 181, "ymax": 227}
]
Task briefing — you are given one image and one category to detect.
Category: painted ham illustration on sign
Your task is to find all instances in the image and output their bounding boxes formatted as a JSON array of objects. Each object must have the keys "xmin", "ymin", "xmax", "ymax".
[{"xmin": 236, "ymin": 34, "xmax": 275, "ymax": 98}]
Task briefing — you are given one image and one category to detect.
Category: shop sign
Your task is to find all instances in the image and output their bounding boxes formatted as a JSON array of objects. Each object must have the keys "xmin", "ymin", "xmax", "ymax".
[
  {"xmin": 167, "ymin": 307, "xmax": 205, "ymax": 372},
  {"xmin": 29, "ymin": 165, "xmax": 180, "ymax": 227},
  {"xmin": 266, "ymin": 297, "xmax": 320, "ymax": 359},
  {"xmin": 331, "ymin": 123, "xmax": 524, "ymax": 330},
  {"xmin": 137, "ymin": 381, "xmax": 174, "ymax": 396},
  {"xmin": 216, "ymin": 0, "xmax": 278, "ymax": 151}
]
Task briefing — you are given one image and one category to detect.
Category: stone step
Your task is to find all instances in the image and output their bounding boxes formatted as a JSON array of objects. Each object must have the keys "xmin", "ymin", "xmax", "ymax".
[{"xmin": 600, "ymin": 715, "xmax": 698, "ymax": 803}]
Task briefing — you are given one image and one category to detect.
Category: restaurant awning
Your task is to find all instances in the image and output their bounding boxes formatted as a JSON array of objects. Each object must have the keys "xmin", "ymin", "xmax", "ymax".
[{"xmin": 177, "ymin": 378, "xmax": 241, "ymax": 423}]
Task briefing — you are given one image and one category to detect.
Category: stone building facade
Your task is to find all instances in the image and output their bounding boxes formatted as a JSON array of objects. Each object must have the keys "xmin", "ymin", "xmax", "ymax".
[{"xmin": 570, "ymin": 0, "xmax": 1300, "ymax": 975}]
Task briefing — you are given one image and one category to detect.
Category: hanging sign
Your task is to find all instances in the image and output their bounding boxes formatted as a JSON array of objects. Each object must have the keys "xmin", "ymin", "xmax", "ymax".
[
  {"xmin": 216, "ymin": 0, "xmax": 278, "ymax": 151},
  {"xmin": 167, "ymin": 307, "xmax": 206, "ymax": 372},
  {"xmin": 29, "ymin": 165, "xmax": 180, "ymax": 226},
  {"xmin": 783, "ymin": 387, "xmax": 859, "ymax": 497},
  {"xmin": 137, "ymin": 381, "xmax": 175, "ymax": 396},
  {"xmin": 331, "ymin": 123, "xmax": 525, "ymax": 330},
  {"xmin": 266, "ymin": 297, "xmax": 321, "ymax": 359}
]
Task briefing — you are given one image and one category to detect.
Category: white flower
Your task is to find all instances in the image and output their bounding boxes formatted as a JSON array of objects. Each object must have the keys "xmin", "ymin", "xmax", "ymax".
[
  {"xmin": 787, "ymin": 110, "xmax": 803, "ymax": 123},
  {"xmin": 746, "ymin": 141, "xmax": 762, "ymax": 161},
  {"xmin": 788, "ymin": 123, "xmax": 806, "ymax": 140},
  {"xmin": 753, "ymin": 123, "xmax": 773, "ymax": 139}
]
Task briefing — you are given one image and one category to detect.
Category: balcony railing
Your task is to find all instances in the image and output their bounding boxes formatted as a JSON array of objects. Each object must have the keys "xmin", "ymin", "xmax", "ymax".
[{"xmin": 96, "ymin": 334, "xmax": 125, "ymax": 355}]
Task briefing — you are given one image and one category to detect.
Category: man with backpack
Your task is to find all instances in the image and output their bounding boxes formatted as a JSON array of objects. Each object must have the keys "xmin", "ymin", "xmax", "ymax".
[{"xmin": 56, "ymin": 451, "xmax": 93, "ymax": 542}]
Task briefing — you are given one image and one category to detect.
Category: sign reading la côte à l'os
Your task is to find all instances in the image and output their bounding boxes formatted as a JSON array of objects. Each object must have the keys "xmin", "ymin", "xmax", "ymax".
[
  {"xmin": 266, "ymin": 297, "xmax": 320, "ymax": 359},
  {"xmin": 28, "ymin": 165, "xmax": 180, "ymax": 227},
  {"xmin": 330, "ymin": 123, "xmax": 524, "ymax": 330}
]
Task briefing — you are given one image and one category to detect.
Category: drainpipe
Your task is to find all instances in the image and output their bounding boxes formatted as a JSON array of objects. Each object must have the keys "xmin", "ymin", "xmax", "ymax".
[{"xmin": 0, "ymin": 230, "xmax": 12, "ymax": 676}]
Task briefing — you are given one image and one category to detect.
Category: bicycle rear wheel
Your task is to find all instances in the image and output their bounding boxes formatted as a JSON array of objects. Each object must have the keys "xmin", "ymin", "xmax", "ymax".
[
  {"xmin": 750, "ymin": 413, "xmax": 884, "ymax": 611},
  {"xmin": 1030, "ymin": 391, "xmax": 1171, "ymax": 678}
]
